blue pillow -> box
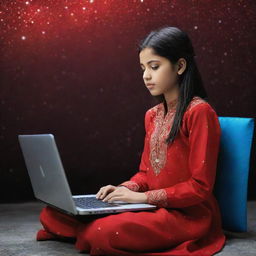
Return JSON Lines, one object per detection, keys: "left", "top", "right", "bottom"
{"left": 214, "top": 117, "right": 254, "bottom": 232}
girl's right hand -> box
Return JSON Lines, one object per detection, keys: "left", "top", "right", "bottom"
{"left": 95, "top": 185, "right": 117, "bottom": 200}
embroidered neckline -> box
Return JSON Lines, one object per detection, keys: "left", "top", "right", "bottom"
{"left": 149, "top": 96, "right": 205, "bottom": 176}
{"left": 150, "top": 103, "right": 176, "bottom": 176}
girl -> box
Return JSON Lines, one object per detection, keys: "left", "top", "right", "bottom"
{"left": 37, "top": 26, "right": 226, "bottom": 255}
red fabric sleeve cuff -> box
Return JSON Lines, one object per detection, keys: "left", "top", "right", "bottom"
{"left": 144, "top": 189, "right": 168, "bottom": 207}
{"left": 118, "top": 181, "right": 140, "bottom": 192}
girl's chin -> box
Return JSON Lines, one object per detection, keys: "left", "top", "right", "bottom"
{"left": 149, "top": 91, "right": 161, "bottom": 96}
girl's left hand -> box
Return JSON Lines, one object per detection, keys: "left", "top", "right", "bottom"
{"left": 102, "top": 186, "right": 147, "bottom": 204}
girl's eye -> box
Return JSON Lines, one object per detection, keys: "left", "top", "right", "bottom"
{"left": 140, "top": 65, "right": 159, "bottom": 73}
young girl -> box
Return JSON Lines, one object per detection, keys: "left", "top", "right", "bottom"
{"left": 37, "top": 26, "right": 226, "bottom": 255}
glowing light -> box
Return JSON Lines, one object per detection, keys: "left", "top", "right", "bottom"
{"left": 21, "top": 36, "right": 26, "bottom": 40}
{"left": 82, "top": 7, "right": 86, "bottom": 10}
{"left": 42, "top": 31, "right": 46, "bottom": 34}
{"left": 64, "top": 6, "right": 68, "bottom": 9}
{"left": 37, "top": 9, "right": 41, "bottom": 12}
{"left": 89, "top": 0, "right": 94, "bottom": 3}
{"left": 25, "top": 1, "right": 29, "bottom": 5}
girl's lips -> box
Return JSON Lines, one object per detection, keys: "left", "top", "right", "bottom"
{"left": 146, "top": 84, "right": 155, "bottom": 89}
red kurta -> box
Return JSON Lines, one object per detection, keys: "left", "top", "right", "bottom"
{"left": 37, "top": 96, "right": 226, "bottom": 256}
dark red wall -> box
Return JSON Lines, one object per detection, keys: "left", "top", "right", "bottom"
{"left": 0, "top": 0, "right": 255, "bottom": 202}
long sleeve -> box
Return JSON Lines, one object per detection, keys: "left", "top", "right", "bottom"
{"left": 145, "top": 104, "right": 221, "bottom": 208}
{"left": 118, "top": 110, "right": 151, "bottom": 192}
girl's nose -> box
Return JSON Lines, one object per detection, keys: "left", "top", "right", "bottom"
{"left": 143, "top": 69, "right": 151, "bottom": 80}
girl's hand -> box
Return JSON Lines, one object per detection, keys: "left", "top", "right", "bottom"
{"left": 101, "top": 186, "right": 147, "bottom": 204}
{"left": 95, "top": 185, "right": 117, "bottom": 200}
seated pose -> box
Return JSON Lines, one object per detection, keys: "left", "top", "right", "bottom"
{"left": 37, "top": 26, "right": 226, "bottom": 256}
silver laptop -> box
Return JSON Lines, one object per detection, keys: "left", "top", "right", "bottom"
{"left": 18, "top": 134, "right": 156, "bottom": 215}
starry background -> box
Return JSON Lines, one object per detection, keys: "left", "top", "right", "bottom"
{"left": 0, "top": 0, "right": 255, "bottom": 202}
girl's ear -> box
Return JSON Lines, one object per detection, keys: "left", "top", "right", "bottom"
{"left": 177, "top": 58, "right": 186, "bottom": 75}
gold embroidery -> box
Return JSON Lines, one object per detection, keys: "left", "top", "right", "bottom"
{"left": 149, "top": 96, "right": 206, "bottom": 176}
{"left": 149, "top": 100, "right": 177, "bottom": 176}
{"left": 145, "top": 189, "right": 168, "bottom": 207}
{"left": 187, "top": 96, "right": 206, "bottom": 111}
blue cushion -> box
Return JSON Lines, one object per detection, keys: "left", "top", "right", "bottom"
{"left": 214, "top": 117, "right": 254, "bottom": 232}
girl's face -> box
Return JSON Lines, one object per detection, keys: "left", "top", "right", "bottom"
{"left": 139, "top": 47, "right": 185, "bottom": 102}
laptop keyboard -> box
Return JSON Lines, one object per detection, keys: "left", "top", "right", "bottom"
{"left": 73, "top": 197, "right": 120, "bottom": 209}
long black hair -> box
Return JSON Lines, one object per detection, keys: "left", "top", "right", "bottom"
{"left": 138, "top": 26, "right": 208, "bottom": 145}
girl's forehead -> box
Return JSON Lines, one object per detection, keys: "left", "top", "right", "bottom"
{"left": 140, "top": 47, "right": 156, "bottom": 57}
{"left": 139, "top": 48, "right": 163, "bottom": 62}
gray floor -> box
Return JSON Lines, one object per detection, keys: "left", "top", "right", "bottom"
{"left": 0, "top": 201, "right": 255, "bottom": 256}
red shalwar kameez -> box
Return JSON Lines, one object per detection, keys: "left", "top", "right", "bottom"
{"left": 37, "top": 96, "right": 226, "bottom": 256}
